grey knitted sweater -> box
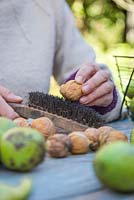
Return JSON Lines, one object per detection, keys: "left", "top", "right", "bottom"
{"left": 0, "top": 0, "right": 121, "bottom": 121}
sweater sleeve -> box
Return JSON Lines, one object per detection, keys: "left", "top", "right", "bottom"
{"left": 52, "top": 0, "right": 96, "bottom": 84}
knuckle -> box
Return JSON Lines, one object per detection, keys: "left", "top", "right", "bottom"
{"left": 89, "top": 81, "right": 96, "bottom": 90}
{"left": 81, "top": 63, "right": 88, "bottom": 70}
{"left": 105, "top": 82, "right": 114, "bottom": 93}
{"left": 89, "top": 93, "right": 96, "bottom": 101}
{"left": 78, "top": 67, "right": 87, "bottom": 77}
{"left": 105, "top": 70, "right": 111, "bottom": 77}
{"left": 106, "top": 85, "right": 112, "bottom": 93}
{"left": 90, "top": 65, "right": 96, "bottom": 74}
{"left": 83, "top": 63, "right": 96, "bottom": 73}
{"left": 89, "top": 63, "right": 95, "bottom": 70}
{"left": 100, "top": 70, "right": 110, "bottom": 81}
{"left": 94, "top": 64, "right": 100, "bottom": 71}
{"left": 109, "top": 81, "right": 114, "bottom": 88}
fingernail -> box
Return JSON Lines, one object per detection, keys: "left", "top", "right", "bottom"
{"left": 82, "top": 85, "right": 89, "bottom": 93}
{"left": 15, "top": 96, "right": 23, "bottom": 101}
{"left": 80, "top": 97, "right": 87, "bottom": 103}
{"left": 9, "top": 94, "right": 23, "bottom": 101}
{"left": 75, "top": 75, "right": 83, "bottom": 84}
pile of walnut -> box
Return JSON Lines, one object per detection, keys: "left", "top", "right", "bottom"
{"left": 14, "top": 117, "right": 128, "bottom": 158}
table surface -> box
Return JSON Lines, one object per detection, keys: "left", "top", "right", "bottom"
{"left": 0, "top": 118, "right": 134, "bottom": 200}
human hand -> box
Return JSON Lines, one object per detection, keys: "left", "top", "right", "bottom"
{"left": 0, "top": 85, "right": 23, "bottom": 119}
{"left": 75, "top": 63, "right": 114, "bottom": 107}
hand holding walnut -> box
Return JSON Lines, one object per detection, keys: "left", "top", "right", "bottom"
{"left": 75, "top": 62, "right": 114, "bottom": 107}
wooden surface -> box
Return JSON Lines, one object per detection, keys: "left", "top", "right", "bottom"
{"left": 10, "top": 103, "right": 96, "bottom": 133}
{"left": 0, "top": 118, "right": 134, "bottom": 200}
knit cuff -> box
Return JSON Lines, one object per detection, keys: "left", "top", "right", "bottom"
{"left": 64, "top": 71, "right": 118, "bottom": 115}
{"left": 90, "top": 87, "right": 118, "bottom": 115}
{"left": 64, "top": 70, "right": 78, "bottom": 83}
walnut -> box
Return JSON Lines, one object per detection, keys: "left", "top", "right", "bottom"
{"left": 46, "top": 134, "right": 71, "bottom": 158}
{"left": 60, "top": 80, "right": 82, "bottom": 101}
{"left": 105, "top": 130, "right": 128, "bottom": 144}
{"left": 31, "top": 117, "right": 56, "bottom": 139}
{"left": 98, "top": 126, "right": 115, "bottom": 146}
{"left": 98, "top": 126, "right": 128, "bottom": 146}
{"left": 83, "top": 128, "right": 100, "bottom": 151}
{"left": 48, "top": 134, "right": 72, "bottom": 150}
{"left": 13, "top": 117, "right": 29, "bottom": 127}
{"left": 68, "top": 132, "right": 89, "bottom": 154}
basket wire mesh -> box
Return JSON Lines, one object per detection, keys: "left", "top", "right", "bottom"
{"left": 114, "top": 55, "right": 134, "bottom": 119}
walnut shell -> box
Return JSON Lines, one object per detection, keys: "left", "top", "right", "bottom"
{"left": 106, "top": 130, "right": 128, "bottom": 144}
{"left": 68, "top": 132, "right": 89, "bottom": 154}
{"left": 98, "top": 126, "right": 115, "bottom": 146}
{"left": 83, "top": 128, "right": 100, "bottom": 151}
{"left": 46, "top": 134, "right": 71, "bottom": 158}
{"left": 31, "top": 117, "right": 56, "bottom": 139}
{"left": 13, "top": 117, "right": 29, "bottom": 127}
{"left": 60, "top": 80, "right": 82, "bottom": 101}
{"left": 48, "top": 134, "right": 72, "bottom": 150}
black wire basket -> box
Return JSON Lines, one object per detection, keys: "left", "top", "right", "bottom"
{"left": 114, "top": 55, "right": 134, "bottom": 120}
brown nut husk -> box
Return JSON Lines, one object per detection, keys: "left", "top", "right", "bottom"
{"left": 98, "top": 126, "right": 115, "bottom": 146}
{"left": 46, "top": 134, "right": 71, "bottom": 158}
{"left": 13, "top": 117, "right": 29, "bottom": 127}
{"left": 84, "top": 128, "right": 100, "bottom": 151}
{"left": 105, "top": 130, "right": 128, "bottom": 144}
{"left": 68, "top": 132, "right": 89, "bottom": 154}
{"left": 60, "top": 80, "right": 82, "bottom": 101}
{"left": 31, "top": 117, "right": 56, "bottom": 139}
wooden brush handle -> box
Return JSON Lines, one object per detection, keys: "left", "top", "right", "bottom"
{"left": 10, "top": 103, "right": 88, "bottom": 133}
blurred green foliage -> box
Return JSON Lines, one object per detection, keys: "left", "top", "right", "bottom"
{"left": 67, "top": 0, "right": 126, "bottom": 51}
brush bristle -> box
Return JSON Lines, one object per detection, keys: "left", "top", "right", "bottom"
{"left": 28, "top": 92, "right": 104, "bottom": 127}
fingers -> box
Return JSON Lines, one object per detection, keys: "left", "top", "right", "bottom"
{"left": 86, "top": 92, "right": 113, "bottom": 107}
{"left": 0, "top": 85, "right": 22, "bottom": 119}
{"left": 75, "top": 63, "right": 98, "bottom": 84}
{"left": 0, "top": 85, "right": 23, "bottom": 103}
{"left": 82, "top": 69, "right": 111, "bottom": 94}
{"left": 0, "top": 96, "right": 19, "bottom": 119}
{"left": 80, "top": 80, "right": 114, "bottom": 106}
